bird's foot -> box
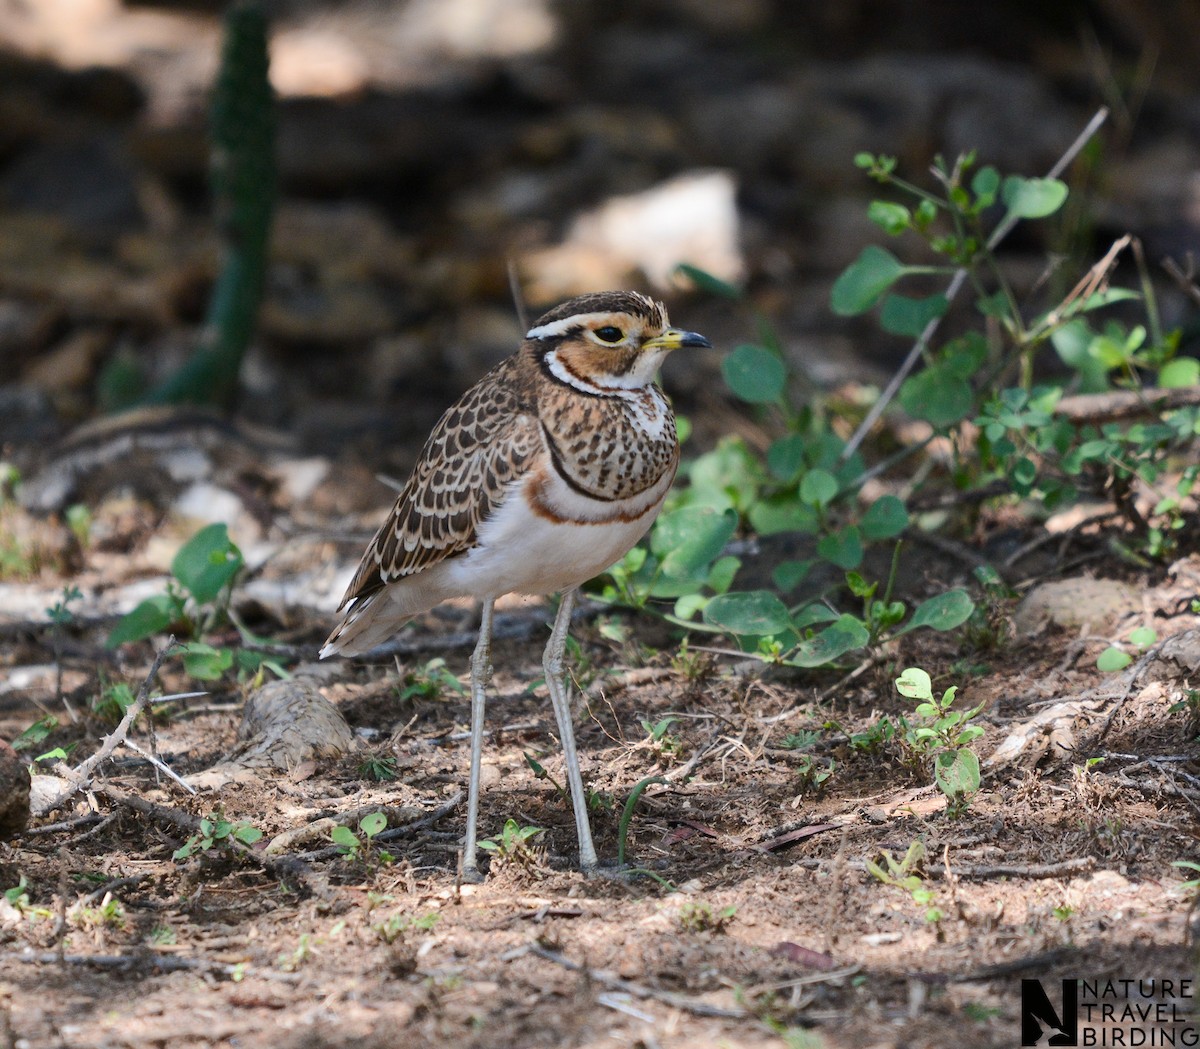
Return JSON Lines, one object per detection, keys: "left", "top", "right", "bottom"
{"left": 460, "top": 864, "right": 486, "bottom": 885}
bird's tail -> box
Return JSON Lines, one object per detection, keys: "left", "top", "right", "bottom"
{"left": 320, "top": 592, "right": 410, "bottom": 658}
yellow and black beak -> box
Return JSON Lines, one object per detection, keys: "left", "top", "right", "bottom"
{"left": 642, "top": 327, "right": 712, "bottom": 352}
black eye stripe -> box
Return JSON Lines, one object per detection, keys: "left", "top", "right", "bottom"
{"left": 593, "top": 325, "right": 624, "bottom": 343}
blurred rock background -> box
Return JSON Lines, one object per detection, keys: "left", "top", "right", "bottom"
{"left": 0, "top": 0, "right": 1197, "bottom": 471}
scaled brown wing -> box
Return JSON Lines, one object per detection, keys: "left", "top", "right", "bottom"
{"left": 335, "top": 369, "right": 541, "bottom": 611}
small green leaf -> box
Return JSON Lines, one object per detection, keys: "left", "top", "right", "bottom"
{"left": 895, "top": 667, "right": 933, "bottom": 701}
{"left": 1097, "top": 647, "right": 1132, "bottom": 672}
{"left": 12, "top": 715, "right": 58, "bottom": 752}
{"left": 817, "top": 525, "right": 863, "bottom": 570}
{"left": 831, "top": 245, "right": 908, "bottom": 315}
{"left": 706, "top": 555, "right": 740, "bottom": 594}
{"left": 722, "top": 344, "right": 787, "bottom": 404}
{"left": 703, "top": 590, "right": 792, "bottom": 637}
{"left": 934, "top": 749, "right": 980, "bottom": 798}
{"left": 766, "top": 434, "right": 807, "bottom": 482}
{"left": 676, "top": 264, "right": 741, "bottom": 299}
{"left": 172, "top": 523, "right": 243, "bottom": 604}
{"left": 787, "top": 615, "right": 870, "bottom": 667}
{"left": 860, "top": 496, "right": 908, "bottom": 540}
{"left": 971, "top": 166, "right": 1000, "bottom": 207}
{"left": 360, "top": 811, "right": 387, "bottom": 838}
{"left": 106, "top": 595, "right": 177, "bottom": 648}
{"left": 746, "top": 492, "right": 819, "bottom": 536}
{"left": 899, "top": 366, "right": 974, "bottom": 427}
{"left": 651, "top": 507, "right": 737, "bottom": 581}
{"left": 1012, "top": 457, "right": 1037, "bottom": 495}
{"left": 1127, "top": 627, "right": 1157, "bottom": 649}
{"left": 234, "top": 826, "right": 263, "bottom": 845}
{"left": 880, "top": 293, "right": 948, "bottom": 337}
{"left": 791, "top": 604, "right": 840, "bottom": 630}
{"left": 845, "top": 571, "right": 875, "bottom": 599}
{"left": 179, "top": 642, "right": 234, "bottom": 681}
{"left": 1001, "top": 175, "right": 1068, "bottom": 219}
{"left": 1159, "top": 358, "right": 1200, "bottom": 389}
{"left": 901, "top": 589, "right": 975, "bottom": 633}
{"left": 673, "top": 592, "right": 708, "bottom": 621}
{"left": 331, "top": 826, "right": 359, "bottom": 850}
{"left": 867, "top": 200, "right": 910, "bottom": 235}
{"left": 772, "top": 559, "right": 814, "bottom": 592}
{"left": 975, "top": 290, "right": 1009, "bottom": 318}
{"left": 799, "top": 468, "right": 838, "bottom": 508}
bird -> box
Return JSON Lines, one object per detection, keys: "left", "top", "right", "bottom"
{"left": 320, "top": 290, "right": 710, "bottom": 877}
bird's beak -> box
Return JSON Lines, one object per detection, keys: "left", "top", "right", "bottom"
{"left": 642, "top": 327, "right": 712, "bottom": 352}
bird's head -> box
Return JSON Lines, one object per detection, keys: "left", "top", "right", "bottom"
{"left": 526, "top": 290, "right": 711, "bottom": 392}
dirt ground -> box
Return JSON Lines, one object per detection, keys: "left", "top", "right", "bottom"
{"left": 0, "top": 3, "right": 1198, "bottom": 1046}
{"left": 2, "top": 500, "right": 1199, "bottom": 1048}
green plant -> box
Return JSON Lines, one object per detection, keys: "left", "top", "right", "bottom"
{"left": 866, "top": 840, "right": 942, "bottom": 923}
{"left": 277, "top": 933, "right": 313, "bottom": 973}
{"left": 173, "top": 812, "right": 264, "bottom": 860}
{"left": 150, "top": 924, "right": 177, "bottom": 945}
{"left": 794, "top": 755, "right": 835, "bottom": 794}
{"left": 65, "top": 503, "right": 92, "bottom": 550}
{"left": 1097, "top": 626, "right": 1156, "bottom": 672}
{"left": 779, "top": 729, "right": 822, "bottom": 751}
{"left": 1168, "top": 689, "right": 1200, "bottom": 738}
{"left": 11, "top": 715, "right": 57, "bottom": 753}
{"left": 677, "top": 900, "right": 737, "bottom": 933}
{"left": 595, "top": 129, "right": 1196, "bottom": 672}
{"left": 593, "top": 266, "right": 975, "bottom": 668}
{"left": 72, "top": 894, "right": 126, "bottom": 931}
{"left": 842, "top": 150, "right": 1197, "bottom": 552}
{"left": 331, "top": 811, "right": 389, "bottom": 860}
{"left": 107, "top": 523, "right": 285, "bottom": 682}
{"left": 373, "top": 910, "right": 440, "bottom": 944}
{"left": 3, "top": 876, "right": 53, "bottom": 920}
{"left": 358, "top": 755, "right": 399, "bottom": 782}
{"left": 894, "top": 667, "right": 984, "bottom": 815}
{"left": 92, "top": 679, "right": 137, "bottom": 723}
{"left": 0, "top": 469, "right": 46, "bottom": 580}
{"left": 1172, "top": 860, "right": 1200, "bottom": 899}
{"left": 825, "top": 716, "right": 896, "bottom": 756}
{"left": 395, "top": 657, "right": 466, "bottom": 702}
{"left": 139, "top": 0, "right": 275, "bottom": 410}
{"left": 641, "top": 716, "right": 681, "bottom": 761}
{"left": 477, "top": 819, "right": 543, "bottom": 866}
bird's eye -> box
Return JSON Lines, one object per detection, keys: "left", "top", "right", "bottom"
{"left": 593, "top": 325, "right": 624, "bottom": 344}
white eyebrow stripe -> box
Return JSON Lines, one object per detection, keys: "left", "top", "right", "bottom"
{"left": 526, "top": 312, "right": 631, "bottom": 339}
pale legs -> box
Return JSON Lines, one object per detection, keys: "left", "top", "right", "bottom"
{"left": 542, "top": 588, "right": 599, "bottom": 872}
{"left": 460, "top": 589, "right": 598, "bottom": 878}
{"left": 461, "top": 597, "right": 494, "bottom": 882}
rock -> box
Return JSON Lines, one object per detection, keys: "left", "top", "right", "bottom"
{"left": 1013, "top": 577, "right": 1141, "bottom": 635}
{"left": 190, "top": 679, "right": 353, "bottom": 791}
{"left": 523, "top": 171, "right": 743, "bottom": 300}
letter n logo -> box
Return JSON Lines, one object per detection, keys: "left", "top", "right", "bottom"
{"left": 1021, "top": 979, "right": 1078, "bottom": 1045}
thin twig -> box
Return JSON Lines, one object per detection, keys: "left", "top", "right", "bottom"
{"left": 119, "top": 738, "right": 197, "bottom": 795}
{"left": 841, "top": 106, "right": 1110, "bottom": 459}
{"left": 31, "top": 639, "right": 181, "bottom": 818}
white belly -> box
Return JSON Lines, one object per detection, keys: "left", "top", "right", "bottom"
{"left": 383, "top": 466, "right": 671, "bottom": 617}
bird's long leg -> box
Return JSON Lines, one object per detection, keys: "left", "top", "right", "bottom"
{"left": 462, "top": 596, "right": 495, "bottom": 882}
{"left": 543, "top": 587, "right": 599, "bottom": 872}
